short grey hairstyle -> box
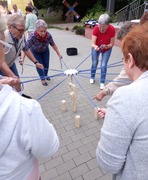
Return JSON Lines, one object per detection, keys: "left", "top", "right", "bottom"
{"left": 0, "top": 11, "right": 7, "bottom": 32}
{"left": 7, "top": 14, "right": 25, "bottom": 26}
{"left": 117, "top": 21, "right": 135, "bottom": 40}
{"left": 35, "top": 19, "right": 48, "bottom": 29}
{"left": 98, "top": 13, "right": 111, "bottom": 25}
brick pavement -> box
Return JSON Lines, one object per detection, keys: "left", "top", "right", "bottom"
{"left": 16, "top": 28, "right": 123, "bottom": 180}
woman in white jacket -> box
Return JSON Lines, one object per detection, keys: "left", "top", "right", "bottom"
{"left": 0, "top": 85, "right": 59, "bottom": 180}
{"left": 0, "top": 10, "right": 59, "bottom": 179}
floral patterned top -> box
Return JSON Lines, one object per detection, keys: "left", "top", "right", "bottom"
{"left": 27, "top": 31, "right": 55, "bottom": 53}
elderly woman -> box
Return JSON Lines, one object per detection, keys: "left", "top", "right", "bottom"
{"left": 27, "top": 19, "right": 62, "bottom": 86}
{"left": 0, "top": 10, "right": 19, "bottom": 86}
{"left": 1, "top": 14, "right": 43, "bottom": 98}
{"left": 90, "top": 13, "right": 115, "bottom": 90}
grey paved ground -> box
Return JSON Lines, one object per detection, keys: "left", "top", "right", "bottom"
{"left": 16, "top": 27, "right": 122, "bottom": 180}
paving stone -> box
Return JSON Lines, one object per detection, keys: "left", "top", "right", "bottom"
{"left": 78, "top": 143, "right": 95, "bottom": 154}
{"left": 62, "top": 149, "right": 80, "bottom": 162}
{"left": 67, "top": 140, "right": 83, "bottom": 151}
{"left": 52, "top": 146, "right": 68, "bottom": 158}
{"left": 71, "top": 132, "right": 86, "bottom": 142}
{"left": 60, "top": 129, "right": 76, "bottom": 139}
{"left": 69, "top": 164, "right": 89, "bottom": 179}
{"left": 86, "top": 158, "right": 99, "bottom": 170}
{"left": 82, "top": 167, "right": 103, "bottom": 180}
{"left": 56, "top": 160, "right": 76, "bottom": 175}
{"left": 45, "top": 156, "right": 64, "bottom": 170}
{"left": 97, "top": 173, "right": 112, "bottom": 180}
{"left": 41, "top": 168, "right": 58, "bottom": 180}
{"left": 73, "top": 152, "right": 92, "bottom": 166}
{"left": 81, "top": 135, "right": 97, "bottom": 145}
{"left": 39, "top": 164, "right": 46, "bottom": 174}
{"left": 51, "top": 172, "right": 72, "bottom": 180}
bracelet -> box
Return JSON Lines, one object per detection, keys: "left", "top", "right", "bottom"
{"left": 34, "top": 61, "right": 38, "bottom": 64}
{"left": 0, "top": 75, "right": 2, "bottom": 79}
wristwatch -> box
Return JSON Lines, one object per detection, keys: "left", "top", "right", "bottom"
{"left": 34, "top": 61, "right": 38, "bottom": 64}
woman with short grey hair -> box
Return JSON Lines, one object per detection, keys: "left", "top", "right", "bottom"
{"left": 7, "top": 12, "right": 25, "bottom": 26}
{"left": 27, "top": 19, "right": 62, "bottom": 86}
{"left": 35, "top": 19, "right": 48, "bottom": 29}
{"left": 90, "top": 13, "right": 115, "bottom": 90}
{"left": 98, "top": 13, "right": 111, "bottom": 25}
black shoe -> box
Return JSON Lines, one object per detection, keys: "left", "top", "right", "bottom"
{"left": 42, "top": 82, "right": 48, "bottom": 86}
{"left": 46, "top": 77, "right": 50, "bottom": 81}
{"left": 22, "top": 94, "right": 32, "bottom": 99}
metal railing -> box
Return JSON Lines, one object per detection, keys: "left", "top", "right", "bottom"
{"left": 115, "top": 0, "right": 147, "bottom": 24}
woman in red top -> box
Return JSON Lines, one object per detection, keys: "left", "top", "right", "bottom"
{"left": 90, "top": 14, "right": 115, "bottom": 90}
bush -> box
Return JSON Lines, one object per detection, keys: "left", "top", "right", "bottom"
{"left": 72, "top": 25, "right": 79, "bottom": 31}
{"left": 65, "top": 27, "right": 69, "bottom": 31}
{"left": 75, "top": 26, "right": 85, "bottom": 36}
{"left": 81, "top": 1, "right": 117, "bottom": 24}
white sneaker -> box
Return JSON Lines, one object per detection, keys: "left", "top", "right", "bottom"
{"left": 100, "top": 83, "right": 104, "bottom": 90}
{"left": 90, "top": 79, "right": 95, "bottom": 84}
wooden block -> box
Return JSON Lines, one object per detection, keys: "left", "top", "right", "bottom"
{"left": 69, "top": 91, "right": 77, "bottom": 102}
{"left": 75, "top": 115, "right": 80, "bottom": 128}
{"left": 69, "top": 82, "right": 76, "bottom": 93}
{"left": 61, "top": 100, "right": 67, "bottom": 111}
{"left": 94, "top": 107, "right": 99, "bottom": 119}
{"left": 72, "top": 101, "right": 77, "bottom": 112}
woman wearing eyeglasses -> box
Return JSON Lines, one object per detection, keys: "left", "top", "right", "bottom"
{"left": 90, "top": 14, "right": 115, "bottom": 90}
{"left": 0, "top": 10, "right": 19, "bottom": 86}
{"left": 0, "top": 14, "right": 44, "bottom": 98}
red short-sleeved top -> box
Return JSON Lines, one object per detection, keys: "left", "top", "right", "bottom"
{"left": 92, "top": 24, "right": 115, "bottom": 47}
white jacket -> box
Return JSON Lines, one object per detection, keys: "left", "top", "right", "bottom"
{"left": 0, "top": 85, "right": 59, "bottom": 180}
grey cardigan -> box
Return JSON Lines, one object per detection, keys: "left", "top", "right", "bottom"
{"left": 96, "top": 71, "right": 148, "bottom": 180}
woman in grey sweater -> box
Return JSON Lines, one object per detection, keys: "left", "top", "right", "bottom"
{"left": 96, "top": 23, "right": 148, "bottom": 180}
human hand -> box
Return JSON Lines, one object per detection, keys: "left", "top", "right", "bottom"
{"left": 0, "top": 76, "right": 20, "bottom": 86}
{"left": 59, "top": 55, "right": 63, "bottom": 59}
{"left": 19, "top": 60, "right": 24, "bottom": 66}
{"left": 98, "top": 108, "right": 107, "bottom": 119}
{"left": 93, "top": 90, "right": 106, "bottom": 101}
{"left": 94, "top": 46, "right": 99, "bottom": 51}
{"left": 99, "top": 44, "right": 106, "bottom": 50}
{"left": 36, "top": 63, "right": 44, "bottom": 69}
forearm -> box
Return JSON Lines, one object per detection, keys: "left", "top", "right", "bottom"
{"left": 106, "top": 37, "right": 115, "bottom": 49}
{"left": 104, "top": 68, "right": 131, "bottom": 95}
{"left": 52, "top": 44, "right": 61, "bottom": 57}
{"left": 1, "top": 61, "right": 16, "bottom": 77}
{"left": 25, "top": 50, "right": 37, "bottom": 64}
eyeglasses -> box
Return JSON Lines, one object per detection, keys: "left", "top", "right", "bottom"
{"left": 99, "top": 24, "right": 108, "bottom": 30}
{"left": 12, "top": 26, "right": 25, "bottom": 33}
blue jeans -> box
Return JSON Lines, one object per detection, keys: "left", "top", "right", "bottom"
{"left": 30, "top": 48, "right": 50, "bottom": 80}
{"left": 90, "top": 48, "right": 112, "bottom": 83}
{"left": 0, "top": 63, "right": 19, "bottom": 77}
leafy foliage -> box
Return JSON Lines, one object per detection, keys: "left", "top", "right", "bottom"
{"left": 81, "top": 1, "right": 117, "bottom": 24}
{"left": 75, "top": 26, "right": 85, "bottom": 36}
